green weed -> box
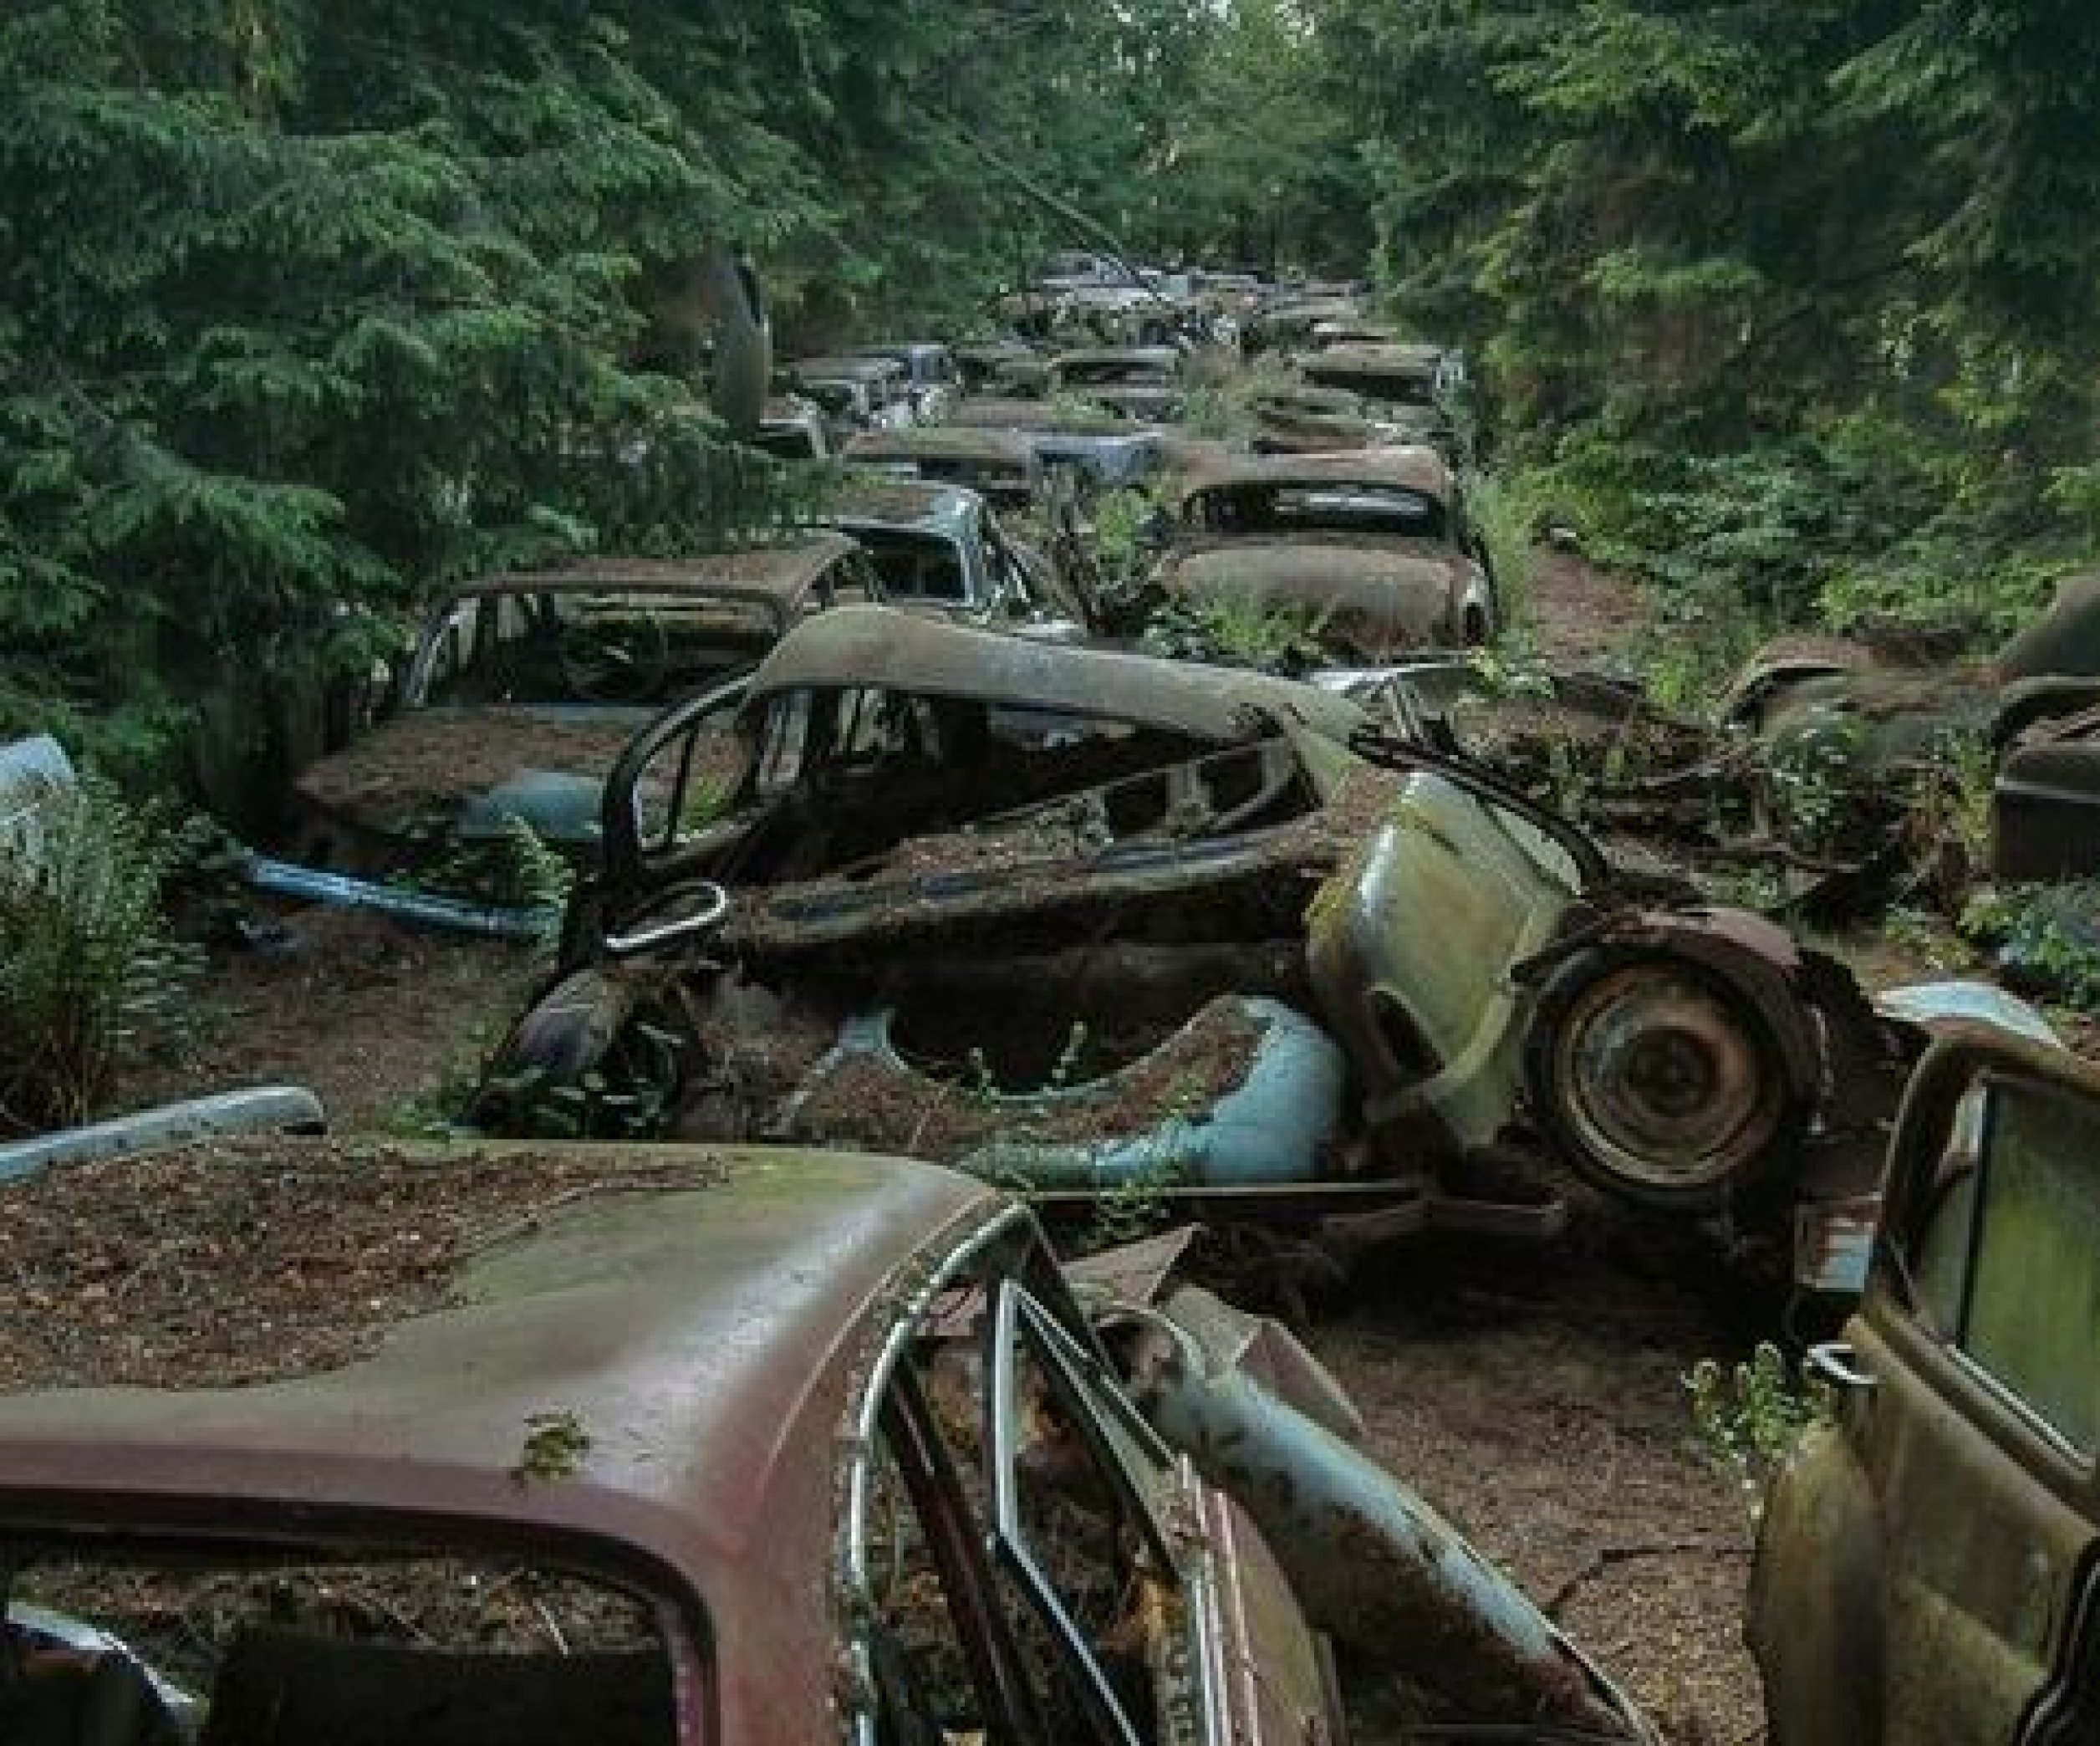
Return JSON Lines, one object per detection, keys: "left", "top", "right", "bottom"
{"left": 1963, "top": 882, "right": 2100, "bottom": 1013}
{"left": 1685, "top": 1343, "right": 1831, "bottom": 1524}
{"left": 0, "top": 773, "right": 201, "bottom": 1134}
{"left": 1460, "top": 467, "right": 1537, "bottom": 633}
{"left": 1140, "top": 593, "right": 1329, "bottom": 675}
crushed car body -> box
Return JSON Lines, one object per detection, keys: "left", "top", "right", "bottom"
{"left": 473, "top": 605, "right": 1939, "bottom": 1295}
{"left": 0, "top": 1108, "right": 1653, "bottom": 1744}
{"left": 1719, "top": 573, "right": 2100, "bottom": 875}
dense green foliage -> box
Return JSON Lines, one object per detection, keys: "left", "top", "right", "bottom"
{"left": 0, "top": 1, "right": 1189, "bottom": 779}
{"left": 1310, "top": 0, "right": 2100, "bottom": 656}
{"left": 5, "top": 0, "right": 2097, "bottom": 785}
{"left": 0, "top": 773, "right": 197, "bottom": 1133}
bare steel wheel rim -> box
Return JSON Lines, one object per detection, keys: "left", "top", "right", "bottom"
{"left": 1550, "top": 964, "right": 1784, "bottom": 1193}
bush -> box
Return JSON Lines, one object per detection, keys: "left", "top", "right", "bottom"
{"left": 1962, "top": 882, "right": 2100, "bottom": 1013}
{"left": 0, "top": 775, "right": 198, "bottom": 1134}
{"left": 1139, "top": 594, "right": 1330, "bottom": 675}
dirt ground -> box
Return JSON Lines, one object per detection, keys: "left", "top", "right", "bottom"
{"left": 1526, "top": 543, "right": 1656, "bottom": 667}
{"left": 125, "top": 904, "right": 544, "bottom": 1129}
{"left": 1318, "top": 1223, "right": 1766, "bottom": 1743}
{"left": 1311, "top": 550, "right": 1769, "bottom": 1743}
{"left": 106, "top": 549, "right": 1771, "bottom": 1740}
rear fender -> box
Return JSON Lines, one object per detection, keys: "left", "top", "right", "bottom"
{"left": 500, "top": 966, "right": 649, "bottom": 1083}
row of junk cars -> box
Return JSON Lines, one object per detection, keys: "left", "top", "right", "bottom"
{"left": 6, "top": 260, "right": 2100, "bottom": 1743}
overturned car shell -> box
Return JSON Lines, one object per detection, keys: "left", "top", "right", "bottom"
{"left": 477, "top": 610, "right": 1924, "bottom": 1301}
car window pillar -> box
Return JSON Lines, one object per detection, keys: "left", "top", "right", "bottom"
{"left": 874, "top": 1367, "right": 1053, "bottom": 1746}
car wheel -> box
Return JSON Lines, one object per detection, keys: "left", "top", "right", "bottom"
{"left": 1524, "top": 949, "right": 1800, "bottom": 1211}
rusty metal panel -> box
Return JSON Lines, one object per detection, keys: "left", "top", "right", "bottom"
{"left": 0, "top": 1142, "right": 1009, "bottom": 1746}
{"left": 1129, "top": 1310, "right": 1654, "bottom": 1740}
{"left": 741, "top": 604, "right": 1369, "bottom": 745}
{"left": 1154, "top": 542, "right": 1458, "bottom": 652}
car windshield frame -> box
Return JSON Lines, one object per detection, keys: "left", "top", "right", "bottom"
{"left": 404, "top": 585, "right": 797, "bottom": 713}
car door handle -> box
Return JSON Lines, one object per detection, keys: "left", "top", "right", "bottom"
{"left": 1807, "top": 1340, "right": 1877, "bottom": 1391}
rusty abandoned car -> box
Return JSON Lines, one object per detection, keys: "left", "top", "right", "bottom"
{"left": 472, "top": 605, "right": 1942, "bottom": 1295}
{"left": 842, "top": 425, "right": 1048, "bottom": 510}
{"left": 782, "top": 355, "right": 914, "bottom": 441}
{"left": 288, "top": 540, "right": 879, "bottom": 873}
{"left": 938, "top": 397, "right": 1167, "bottom": 491}
{"left": 0, "top": 1108, "right": 1652, "bottom": 1745}
{"left": 1295, "top": 344, "right": 1462, "bottom": 456}
{"left": 842, "top": 340, "right": 961, "bottom": 421}
{"left": 1246, "top": 383, "right": 1420, "bottom": 457}
{"left": 1147, "top": 449, "right": 1499, "bottom": 656}
{"left": 1045, "top": 347, "right": 1185, "bottom": 422}
{"left": 1749, "top": 1024, "right": 2100, "bottom": 1743}
{"left": 1721, "top": 572, "right": 2100, "bottom": 880}
{"left": 825, "top": 476, "right": 1092, "bottom": 641}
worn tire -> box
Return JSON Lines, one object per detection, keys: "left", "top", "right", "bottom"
{"left": 1523, "top": 948, "right": 1802, "bottom": 1212}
